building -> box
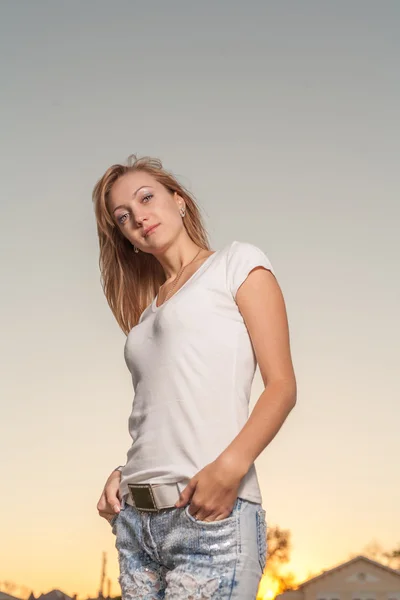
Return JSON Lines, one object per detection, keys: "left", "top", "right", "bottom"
{"left": 276, "top": 556, "right": 400, "bottom": 600}
{"left": 28, "top": 592, "right": 74, "bottom": 600}
{"left": 28, "top": 592, "right": 113, "bottom": 600}
{"left": 0, "top": 593, "right": 22, "bottom": 600}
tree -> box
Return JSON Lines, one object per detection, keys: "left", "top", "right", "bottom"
{"left": 0, "top": 580, "right": 31, "bottom": 599}
{"left": 350, "top": 540, "right": 400, "bottom": 569}
{"left": 349, "top": 540, "right": 400, "bottom": 569}
{"left": 264, "top": 525, "right": 298, "bottom": 595}
{"left": 0, "top": 581, "right": 18, "bottom": 595}
{"left": 382, "top": 544, "right": 400, "bottom": 569}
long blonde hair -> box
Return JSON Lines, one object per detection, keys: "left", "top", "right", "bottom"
{"left": 92, "top": 154, "right": 211, "bottom": 335}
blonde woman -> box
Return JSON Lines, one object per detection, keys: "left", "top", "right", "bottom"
{"left": 92, "top": 155, "right": 297, "bottom": 599}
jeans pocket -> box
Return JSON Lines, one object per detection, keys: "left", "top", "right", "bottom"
{"left": 110, "top": 506, "right": 126, "bottom": 533}
{"left": 256, "top": 506, "right": 267, "bottom": 572}
{"left": 110, "top": 513, "right": 119, "bottom": 527}
{"left": 184, "top": 498, "right": 241, "bottom": 526}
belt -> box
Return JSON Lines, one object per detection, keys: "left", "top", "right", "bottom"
{"left": 125, "top": 480, "right": 188, "bottom": 512}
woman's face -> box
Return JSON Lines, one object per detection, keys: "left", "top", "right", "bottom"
{"left": 108, "top": 171, "right": 184, "bottom": 253}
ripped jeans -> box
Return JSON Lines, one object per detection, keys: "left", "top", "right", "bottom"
{"left": 110, "top": 497, "right": 267, "bottom": 599}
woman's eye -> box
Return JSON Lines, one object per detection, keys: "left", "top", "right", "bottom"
{"left": 117, "top": 194, "right": 152, "bottom": 224}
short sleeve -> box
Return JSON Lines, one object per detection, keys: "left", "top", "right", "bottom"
{"left": 226, "top": 240, "right": 276, "bottom": 299}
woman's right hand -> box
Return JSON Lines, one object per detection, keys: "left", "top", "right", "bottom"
{"left": 97, "top": 469, "right": 122, "bottom": 523}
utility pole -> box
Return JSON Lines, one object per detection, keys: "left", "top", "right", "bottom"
{"left": 98, "top": 552, "right": 106, "bottom": 599}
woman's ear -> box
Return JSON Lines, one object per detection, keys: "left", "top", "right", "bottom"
{"left": 174, "top": 191, "right": 185, "bottom": 210}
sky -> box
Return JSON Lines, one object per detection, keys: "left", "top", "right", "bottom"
{"left": 0, "top": 0, "right": 399, "bottom": 598}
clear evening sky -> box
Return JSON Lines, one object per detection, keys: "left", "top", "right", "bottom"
{"left": 1, "top": 1, "right": 399, "bottom": 598}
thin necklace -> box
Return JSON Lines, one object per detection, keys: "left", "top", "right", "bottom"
{"left": 158, "top": 247, "right": 203, "bottom": 306}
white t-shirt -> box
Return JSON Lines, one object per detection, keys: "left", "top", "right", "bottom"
{"left": 119, "top": 240, "right": 276, "bottom": 504}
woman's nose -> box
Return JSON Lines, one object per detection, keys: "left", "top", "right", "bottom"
{"left": 135, "top": 214, "right": 148, "bottom": 227}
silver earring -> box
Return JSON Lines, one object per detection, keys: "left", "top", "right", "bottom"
{"left": 180, "top": 207, "right": 186, "bottom": 217}
{"left": 133, "top": 245, "right": 139, "bottom": 253}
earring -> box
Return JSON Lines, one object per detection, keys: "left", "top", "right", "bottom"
{"left": 180, "top": 206, "right": 186, "bottom": 217}
{"left": 133, "top": 245, "right": 139, "bottom": 253}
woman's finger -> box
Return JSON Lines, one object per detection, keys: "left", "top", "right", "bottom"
{"left": 98, "top": 508, "right": 115, "bottom": 521}
{"left": 97, "top": 490, "right": 107, "bottom": 512}
{"left": 105, "top": 488, "right": 121, "bottom": 511}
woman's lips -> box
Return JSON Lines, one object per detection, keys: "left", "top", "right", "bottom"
{"left": 144, "top": 224, "right": 160, "bottom": 237}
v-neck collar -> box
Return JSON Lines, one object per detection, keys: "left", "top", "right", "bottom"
{"left": 151, "top": 249, "right": 219, "bottom": 312}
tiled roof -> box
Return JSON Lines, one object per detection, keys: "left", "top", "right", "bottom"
{"left": 37, "top": 591, "right": 73, "bottom": 600}
{"left": 0, "top": 593, "right": 22, "bottom": 600}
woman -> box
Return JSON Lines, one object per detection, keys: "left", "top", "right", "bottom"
{"left": 92, "top": 154, "right": 297, "bottom": 599}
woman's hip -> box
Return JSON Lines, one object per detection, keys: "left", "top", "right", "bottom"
{"left": 111, "top": 497, "right": 267, "bottom": 598}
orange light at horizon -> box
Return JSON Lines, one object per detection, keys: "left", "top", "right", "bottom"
{"left": 257, "top": 573, "right": 279, "bottom": 600}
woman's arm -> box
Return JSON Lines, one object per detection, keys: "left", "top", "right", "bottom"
{"left": 175, "top": 266, "right": 296, "bottom": 520}
{"left": 219, "top": 266, "right": 297, "bottom": 474}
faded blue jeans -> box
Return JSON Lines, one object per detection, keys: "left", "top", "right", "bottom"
{"left": 110, "top": 497, "right": 267, "bottom": 599}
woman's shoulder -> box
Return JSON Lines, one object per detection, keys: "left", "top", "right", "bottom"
{"left": 224, "top": 240, "right": 276, "bottom": 298}
{"left": 219, "top": 239, "right": 262, "bottom": 255}
{"left": 225, "top": 239, "right": 272, "bottom": 262}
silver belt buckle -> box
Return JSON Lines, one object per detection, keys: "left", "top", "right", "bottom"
{"left": 128, "top": 483, "right": 159, "bottom": 512}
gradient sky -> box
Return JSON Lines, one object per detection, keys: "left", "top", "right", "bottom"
{"left": 1, "top": 1, "right": 399, "bottom": 598}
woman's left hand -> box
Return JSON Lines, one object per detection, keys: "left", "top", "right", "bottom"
{"left": 174, "top": 454, "right": 248, "bottom": 522}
